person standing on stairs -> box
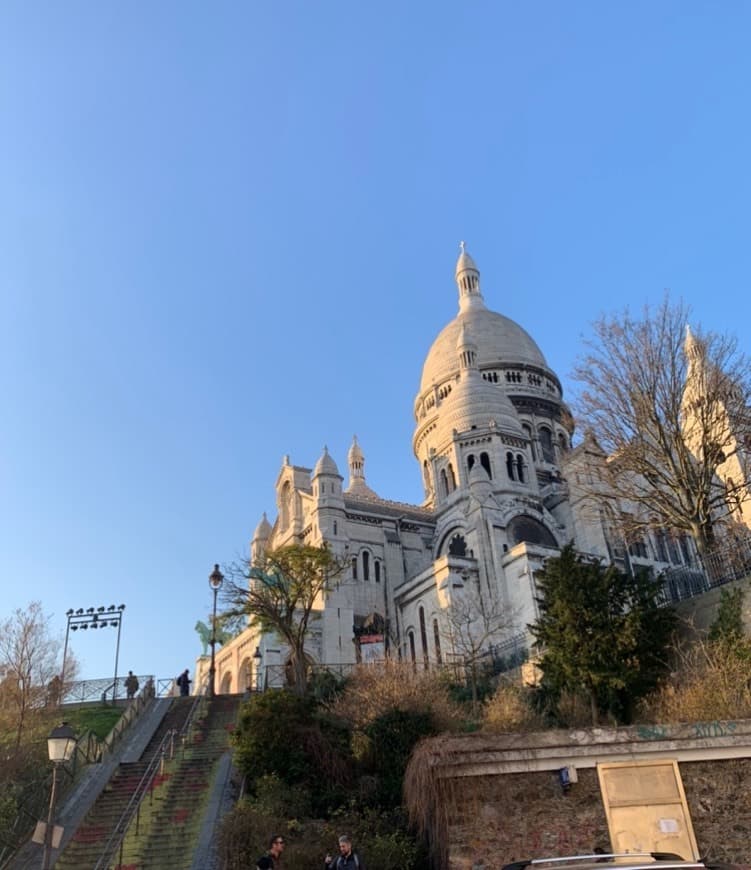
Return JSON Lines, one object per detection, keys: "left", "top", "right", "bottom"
{"left": 176, "top": 668, "right": 191, "bottom": 696}
{"left": 256, "top": 834, "right": 285, "bottom": 868}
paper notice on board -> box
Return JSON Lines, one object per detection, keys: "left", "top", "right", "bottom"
{"left": 659, "top": 818, "right": 680, "bottom": 834}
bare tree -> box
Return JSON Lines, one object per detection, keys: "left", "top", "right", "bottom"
{"left": 440, "top": 581, "right": 519, "bottom": 712}
{"left": 573, "top": 296, "right": 751, "bottom": 559}
{"left": 0, "top": 602, "right": 62, "bottom": 749}
{"left": 221, "top": 544, "right": 348, "bottom": 696}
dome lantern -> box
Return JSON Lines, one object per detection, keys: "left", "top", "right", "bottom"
{"left": 455, "top": 241, "right": 485, "bottom": 313}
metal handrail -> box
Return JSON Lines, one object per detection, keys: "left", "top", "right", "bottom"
{"left": 91, "top": 675, "right": 209, "bottom": 870}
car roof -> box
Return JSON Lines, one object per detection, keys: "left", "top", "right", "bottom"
{"left": 502, "top": 853, "right": 705, "bottom": 870}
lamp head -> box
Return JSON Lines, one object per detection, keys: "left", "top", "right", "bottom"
{"left": 209, "top": 564, "right": 224, "bottom": 591}
{"left": 48, "top": 722, "right": 77, "bottom": 763}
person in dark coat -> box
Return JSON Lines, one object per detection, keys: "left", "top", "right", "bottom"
{"left": 176, "top": 669, "right": 191, "bottom": 696}
{"left": 325, "top": 835, "right": 364, "bottom": 870}
{"left": 256, "top": 834, "right": 285, "bottom": 868}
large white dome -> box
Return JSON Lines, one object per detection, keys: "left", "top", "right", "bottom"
{"left": 419, "top": 307, "right": 549, "bottom": 394}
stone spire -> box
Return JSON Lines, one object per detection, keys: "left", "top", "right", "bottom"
{"left": 252, "top": 512, "right": 272, "bottom": 542}
{"left": 455, "top": 241, "right": 485, "bottom": 313}
{"left": 346, "top": 436, "right": 378, "bottom": 498}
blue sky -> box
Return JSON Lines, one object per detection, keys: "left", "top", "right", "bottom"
{"left": 1, "top": 2, "right": 750, "bottom": 683}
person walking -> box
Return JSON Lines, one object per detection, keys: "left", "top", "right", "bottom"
{"left": 256, "top": 834, "right": 285, "bottom": 868}
{"left": 176, "top": 669, "right": 191, "bottom": 697}
{"left": 324, "top": 834, "right": 364, "bottom": 869}
{"left": 124, "top": 671, "right": 139, "bottom": 700}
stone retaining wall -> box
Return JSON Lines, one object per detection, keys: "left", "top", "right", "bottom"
{"left": 407, "top": 719, "right": 751, "bottom": 870}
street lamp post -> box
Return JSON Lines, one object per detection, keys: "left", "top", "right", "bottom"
{"left": 41, "top": 722, "right": 77, "bottom": 870}
{"left": 252, "top": 646, "right": 262, "bottom": 692}
{"left": 208, "top": 564, "right": 224, "bottom": 698}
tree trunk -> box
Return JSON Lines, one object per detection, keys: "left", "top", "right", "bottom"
{"left": 589, "top": 688, "right": 599, "bottom": 726}
{"left": 290, "top": 649, "right": 308, "bottom": 696}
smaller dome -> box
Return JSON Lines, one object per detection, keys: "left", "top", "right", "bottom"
{"left": 348, "top": 435, "right": 364, "bottom": 464}
{"left": 313, "top": 446, "right": 340, "bottom": 478}
{"left": 438, "top": 369, "right": 524, "bottom": 440}
{"left": 252, "top": 512, "right": 272, "bottom": 542}
{"left": 346, "top": 435, "right": 378, "bottom": 499}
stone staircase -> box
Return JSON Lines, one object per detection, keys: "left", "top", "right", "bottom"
{"left": 55, "top": 695, "right": 240, "bottom": 870}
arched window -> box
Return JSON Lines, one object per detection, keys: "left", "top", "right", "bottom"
{"left": 522, "top": 423, "right": 536, "bottom": 460}
{"left": 539, "top": 427, "right": 555, "bottom": 463}
{"left": 433, "top": 619, "right": 442, "bottom": 664}
{"left": 447, "top": 533, "right": 467, "bottom": 556}
{"left": 558, "top": 432, "right": 569, "bottom": 453}
{"left": 516, "top": 454, "right": 525, "bottom": 483}
{"left": 448, "top": 462, "right": 457, "bottom": 491}
{"left": 655, "top": 529, "right": 669, "bottom": 562}
{"left": 419, "top": 607, "right": 429, "bottom": 669}
{"left": 440, "top": 468, "right": 448, "bottom": 497}
{"left": 280, "top": 481, "right": 292, "bottom": 529}
{"left": 333, "top": 521, "right": 338, "bottom": 535}
{"left": 480, "top": 452, "right": 492, "bottom": 479}
{"left": 506, "top": 451, "right": 515, "bottom": 480}
{"left": 362, "top": 550, "right": 370, "bottom": 581}
{"left": 351, "top": 557, "right": 358, "bottom": 580}
{"left": 374, "top": 560, "right": 381, "bottom": 583}
{"left": 467, "top": 454, "right": 475, "bottom": 473}
{"left": 408, "top": 631, "right": 417, "bottom": 670}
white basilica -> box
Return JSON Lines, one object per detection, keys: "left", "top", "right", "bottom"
{"left": 199, "top": 246, "right": 748, "bottom": 693}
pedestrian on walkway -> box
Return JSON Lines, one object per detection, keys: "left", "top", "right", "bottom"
{"left": 257, "top": 834, "right": 285, "bottom": 868}
{"left": 176, "top": 669, "right": 191, "bottom": 697}
{"left": 125, "top": 671, "right": 139, "bottom": 700}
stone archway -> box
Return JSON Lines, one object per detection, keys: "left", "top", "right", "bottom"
{"left": 219, "top": 671, "right": 233, "bottom": 694}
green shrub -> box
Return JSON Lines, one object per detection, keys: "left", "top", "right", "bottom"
{"left": 232, "top": 690, "right": 353, "bottom": 814}
{"left": 217, "top": 803, "right": 427, "bottom": 870}
{"left": 363, "top": 708, "right": 437, "bottom": 807}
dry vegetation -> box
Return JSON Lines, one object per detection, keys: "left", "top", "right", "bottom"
{"left": 327, "top": 660, "right": 464, "bottom": 732}
{"left": 639, "top": 638, "right": 751, "bottom": 723}
{"left": 481, "top": 682, "right": 546, "bottom": 733}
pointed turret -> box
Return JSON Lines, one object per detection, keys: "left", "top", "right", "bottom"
{"left": 251, "top": 512, "right": 273, "bottom": 562}
{"left": 346, "top": 436, "right": 378, "bottom": 498}
{"left": 313, "top": 445, "right": 340, "bottom": 478}
{"left": 455, "top": 241, "right": 485, "bottom": 313}
{"left": 684, "top": 324, "right": 705, "bottom": 365}
{"left": 253, "top": 511, "right": 272, "bottom": 542}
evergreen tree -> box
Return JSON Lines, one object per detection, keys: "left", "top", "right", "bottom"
{"left": 529, "top": 543, "right": 677, "bottom": 724}
{"left": 708, "top": 585, "right": 746, "bottom": 644}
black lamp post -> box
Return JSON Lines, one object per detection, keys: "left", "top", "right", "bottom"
{"left": 41, "top": 722, "right": 77, "bottom": 870}
{"left": 208, "top": 564, "right": 224, "bottom": 698}
{"left": 252, "top": 646, "right": 262, "bottom": 692}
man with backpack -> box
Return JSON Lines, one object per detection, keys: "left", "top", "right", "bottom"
{"left": 324, "top": 834, "right": 364, "bottom": 870}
